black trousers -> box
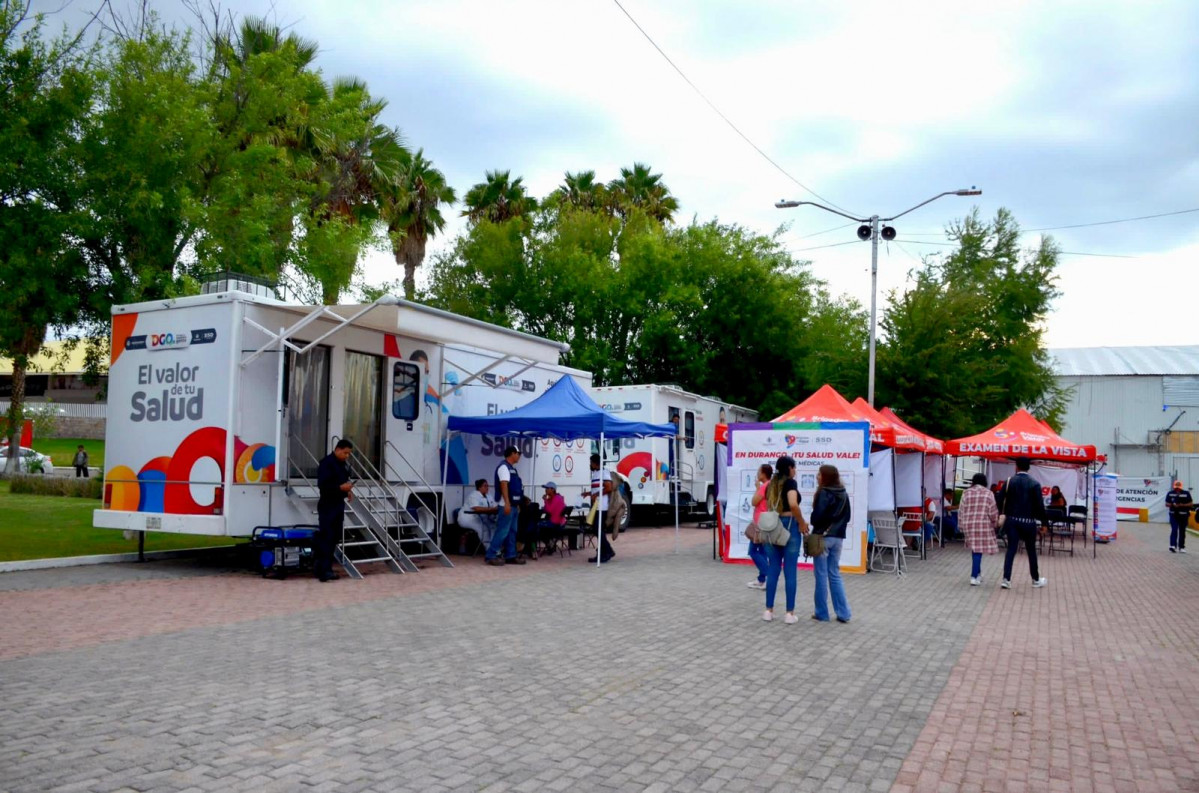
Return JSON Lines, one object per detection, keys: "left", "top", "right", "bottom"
{"left": 1002, "top": 521, "right": 1040, "bottom": 582}
{"left": 315, "top": 507, "right": 343, "bottom": 578}
{"left": 75, "top": 465, "right": 88, "bottom": 478}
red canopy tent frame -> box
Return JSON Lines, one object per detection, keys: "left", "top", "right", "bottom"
{"left": 874, "top": 405, "right": 956, "bottom": 555}
{"left": 946, "top": 408, "right": 1099, "bottom": 555}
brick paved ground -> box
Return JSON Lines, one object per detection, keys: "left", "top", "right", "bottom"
{"left": 1, "top": 523, "right": 1196, "bottom": 792}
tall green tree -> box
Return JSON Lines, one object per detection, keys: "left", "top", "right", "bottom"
{"left": 876, "top": 208, "right": 1064, "bottom": 438}
{"left": 546, "top": 170, "right": 609, "bottom": 215}
{"left": 461, "top": 170, "right": 538, "bottom": 225}
{"left": 607, "top": 162, "right": 679, "bottom": 224}
{"left": 382, "top": 149, "right": 456, "bottom": 300}
{"left": 0, "top": 1, "right": 95, "bottom": 468}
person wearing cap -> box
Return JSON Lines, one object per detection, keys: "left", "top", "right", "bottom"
{"left": 588, "top": 453, "right": 618, "bottom": 564}
{"left": 1166, "top": 480, "right": 1193, "bottom": 553}
{"left": 532, "top": 481, "right": 569, "bottom": 556}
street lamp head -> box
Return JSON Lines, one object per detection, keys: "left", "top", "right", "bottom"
{"left": 954, "top": 187, "right": 982, "bottom": 196}
{"left": 775, "top": 199, "right": 803, "bottom": 208}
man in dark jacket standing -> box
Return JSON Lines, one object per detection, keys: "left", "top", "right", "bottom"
{"left": 1001, "top": 457, "right": 1048, "bottom": 590}
{"left": 315, "top": 439, "right": 354, "bottom": 582}
{"left": 1166, "top": 480, "right": 1193, "bottom": 553}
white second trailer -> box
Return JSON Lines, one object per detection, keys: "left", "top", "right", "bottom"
{"left": 591, "top": 384, "right": 756, "bottom": 517}
{"left": 93, "top": 289, "right": 592, "bottom": 576}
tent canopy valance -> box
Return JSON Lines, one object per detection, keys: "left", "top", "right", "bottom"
{"left": 850, "top": 398, "right": 925, "bottom": 451}
{"left": 446, "top": 376, "right": 677, "bottom": 440}
{"left": 880, "top": 407, "right": 945, "bottom": 455}
{"left": 945, "top": 408, "right": 1096, "bottom": 463}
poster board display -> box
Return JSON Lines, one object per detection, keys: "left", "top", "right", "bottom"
{"left": 1094, "top": 473, "right": 1118, "bottom": 541}
{"left": 1115, "top": 476, "right": 1169, "bottom": 522}
{"left": 723, "top": 421, "right": 870, "bottom": 574}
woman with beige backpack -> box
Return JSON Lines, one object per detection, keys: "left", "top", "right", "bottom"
{"left": 760, "top": 455, "right": 808, "bottom": 624}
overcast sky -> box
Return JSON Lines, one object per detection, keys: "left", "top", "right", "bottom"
{"left": 42, "top": 0, "right": 1199, "bottom": 349}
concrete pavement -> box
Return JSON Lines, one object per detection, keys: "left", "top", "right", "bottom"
{"left": 2, "top": 523, "right": 1196, "bottom": 792}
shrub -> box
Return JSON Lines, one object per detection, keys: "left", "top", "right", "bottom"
{"left": 8, "top": 474, "right": 103, "bottom": 499}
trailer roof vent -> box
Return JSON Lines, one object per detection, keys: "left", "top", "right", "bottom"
{"left": 199, "top": 270, "right": 278, "bottom": 300}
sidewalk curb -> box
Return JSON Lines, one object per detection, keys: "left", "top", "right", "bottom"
{"left": 0, "top": 545, "right": 237, "bottom": 574}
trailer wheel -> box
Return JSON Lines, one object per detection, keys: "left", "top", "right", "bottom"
{"left": 706, "top": 489, "right": 716, "bottom": 517}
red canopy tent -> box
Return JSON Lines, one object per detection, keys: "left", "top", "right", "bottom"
{"left": 879, "top": 407, "right": 944, "bottom": 454}
{"left": 850, "top": 399, "right": 925, "bottom": 451}
{"left": 945, "top": 408, "right": 1096, "bottom": 463}
{"left": 772, "top": 384, "right": 869, "bottom": 423}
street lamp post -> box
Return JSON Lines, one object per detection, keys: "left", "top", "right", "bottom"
{"left": 776, "top": 188, "right": 981, "bottom": 406}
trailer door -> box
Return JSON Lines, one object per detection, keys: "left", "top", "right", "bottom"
{"left": 286, "top": 346, "right": 331, "bottom": 478}
{"left": 344, "top": 350, "right": 385, "bottom": 471}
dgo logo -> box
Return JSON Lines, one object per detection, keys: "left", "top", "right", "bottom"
{"left": 993, "top": 428, "right": 1014, "bottom": 440}
{"left": 149, "top": 331, "right": 190, "bottom": 351}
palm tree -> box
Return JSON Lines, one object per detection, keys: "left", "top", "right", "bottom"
{"left": 607, "top": 162, "right": 679, "bottom": 224}
{"left": 381, "top": 149, "right": 456, "bottom": 299}
{"left": 549, "top": 170, "right": 609, "bottom": 213}
{"left": 461, "top": 170, "right": 538, "bottom": 225}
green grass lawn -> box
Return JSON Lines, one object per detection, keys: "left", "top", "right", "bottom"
{"left": 33, "top": 437, "right": 105, "bottom": 470}
{"left": 0, "top": 481, "right": 243, "bottom": 562}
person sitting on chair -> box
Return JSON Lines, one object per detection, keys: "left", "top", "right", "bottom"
{"left": 941, "top": 488, "right": 961, "bottom": 540}
{"left": 459, "top": 479, "right": 498, "bottom": 552}
{"left": 1048, "top": 486, "right": 1067, "bottom": 510}
{"left": 536, "top": 482, "right": 568, "bottom": 553}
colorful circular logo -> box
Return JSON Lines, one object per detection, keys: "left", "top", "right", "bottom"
{"left": 564, "top": 456, "right": 574, "bottom": 475}
{"left": 553, "top": 454, "right": 562, "bottom": 473}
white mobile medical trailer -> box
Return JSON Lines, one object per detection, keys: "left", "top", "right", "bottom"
{"left": 590, "top": 384, "right": 756, "bottom": 517}
{"left": 94, "top": 288, "right": 591, "bottom": 576}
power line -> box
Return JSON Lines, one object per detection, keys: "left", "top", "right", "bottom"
{"left": 610, "top": 0, "right": 856, "bottom": 216}
{"left": 896, "top": 239, "right": 1135, "bottom": 258}
{"left": 788, "top": 239, "right": 863, "bottom": 254}
{"left": 1025, "top": 207, "right": 1199, "bottom": 232}
{"left": 792, "top": 221, "right": 858, "bottom": 240}
{"left": 899, "top": 206, "right": 1199, "bottom": 236}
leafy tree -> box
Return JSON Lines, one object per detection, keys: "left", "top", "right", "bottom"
{"left": 381, "top": 149, "right": 456, "bottom": 300}
{"left": 0, "top": 2, "right": 96, "bottom": 469}
{"left": 607, "top": 162, "right": 679, "bottom": 224}
{"left": 876, "top": 208, "right": 1063, "bottom": 438}
{"left": 461, "top": 170, "right": 538, "bottom": 225}
{"left": 545, "top": 170, "right": 609, "bottom": 215}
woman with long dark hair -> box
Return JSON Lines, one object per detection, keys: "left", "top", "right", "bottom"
{"left": 809, "top": 464, "right": 852, "bottom": 623}
{"left": 762, "top": 455, "right": 808, "bottom": 624}
{"left": 746, "top": 463, "right": 773, "bottom": 590}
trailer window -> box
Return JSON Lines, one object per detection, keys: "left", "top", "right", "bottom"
{"left": 392, "top": 362, "right": 420, "bottom": 421}
{"left": 684, "top": 411, "right": 695, "bottom": 449}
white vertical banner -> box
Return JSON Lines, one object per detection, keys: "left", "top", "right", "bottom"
{"left": 725, "top": 422, "right": 871, "bottom": 574}
{"left": 894, "top": 453, "right": 923, "bottom": 507}
{"left": 868, "top": 448, "right": 895, "bottom": 512}
{"left": 1094, "top": 473, "right": 1118, "bottom": 540}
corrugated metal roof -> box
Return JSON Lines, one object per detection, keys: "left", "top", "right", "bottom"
{"left": 1049, "top": 346, "right": 1199, "bottom": 376}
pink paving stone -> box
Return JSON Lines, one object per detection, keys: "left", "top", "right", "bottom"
{"left": 0, "top": 526, "right": 707, "bottom": 661}
{"left": 893, "top": 525, "right": 1199, "bottom": 793}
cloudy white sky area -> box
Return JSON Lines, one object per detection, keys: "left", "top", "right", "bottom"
{"left": 41, "top": 0, "right": 1199, "bottom": 349}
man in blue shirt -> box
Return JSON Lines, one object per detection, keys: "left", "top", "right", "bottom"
{"left": 486, "top": 446, "right": 526, "bottom": 566}
{"left": 1166, "top": 480, "right": 1193, "bottom": 553}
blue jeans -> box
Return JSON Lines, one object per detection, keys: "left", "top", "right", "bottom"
{"left": 812, "top": 536, "right": 851, "bottom": 621}
{"left": 1169, "top": 513, "right": 1189, "bottom": 549}
{"left": 971, "top": 552, "right": 982, "bottom": 579}
{"left": 942, "top": 513, "right": 959, "bottom": 538}
{"left": 765, "top": 518, "right": 800, "bottom": 612}
{"left": 748, "top": 541, "right": 770, "bottom": 583}
{"left": 487, "top": 505, "right": 519, "bottom": 560}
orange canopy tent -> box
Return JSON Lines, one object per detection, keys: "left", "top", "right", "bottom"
{"left": 850, "top": 398, "right": 925, "bottom": 451}
{"left": 945, "top": 408, "right": 1097, "bottom": 464}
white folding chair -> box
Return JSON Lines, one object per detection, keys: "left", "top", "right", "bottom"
{"left": 869, "top": 511, "right": 906, "bottom": 576}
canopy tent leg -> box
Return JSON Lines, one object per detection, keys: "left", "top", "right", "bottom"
{"left": 597, "top": 432, "right": 605, "bottom": 569}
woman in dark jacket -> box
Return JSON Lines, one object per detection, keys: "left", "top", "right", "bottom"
{"left": 809, "top": 464, "right": 852, "bottom": 623}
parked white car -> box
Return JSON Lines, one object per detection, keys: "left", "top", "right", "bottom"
{"left": 0, "top": 446, "right": 54, "bottom": 474}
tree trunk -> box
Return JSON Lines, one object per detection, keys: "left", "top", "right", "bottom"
{"left": 4, "top": 327, "right": 41, "bottom": 474}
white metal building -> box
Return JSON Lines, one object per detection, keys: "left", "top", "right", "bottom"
{"left": 1051, "top": 346, "right": 1199, "bottom": 482}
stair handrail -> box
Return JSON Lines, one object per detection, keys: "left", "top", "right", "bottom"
{"left": 330, "top": 435, "right": 404, "bottom": 538}
{"left": 383, "top": 439, "right": 443, "bottom": 530}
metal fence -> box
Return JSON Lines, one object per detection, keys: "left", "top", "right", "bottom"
{"left": 0, "top": 401, "right": 107, "bottom": 419}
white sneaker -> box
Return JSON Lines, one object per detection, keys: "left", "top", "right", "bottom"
{"left": 784, "top": 613, "right": 798, "bottom": 624}
{"left": 747, "top": 580, "right": 766, "bottom": 589}
{"left": 1181, "top": 548, "right": 1189, "bottom": 554}
{"left": 1001, "top": 579, "right": 1011, "bottom": 589}
{"left": 762, "top": 609, "right": 773, "bottom": 622}
{"left": 1032, "top": 578, "right": 1048, "bottom": 588}
{"left": 970, "top": 577, "right": 981, "bottom": 586}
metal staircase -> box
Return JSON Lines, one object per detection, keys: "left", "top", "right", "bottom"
{"left": 341, "top": 443, "right": 453, "bottom": 573}
{"left": 285, "top": 439, "right": 405, "bottom": 579}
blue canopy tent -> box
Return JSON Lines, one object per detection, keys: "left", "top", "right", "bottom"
{"left": 446, "top": 376, "right": 678, "bottom": 566}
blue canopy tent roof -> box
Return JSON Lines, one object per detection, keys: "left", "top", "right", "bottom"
{"left": 447, "top": 376, "right": 677, "bottom": 440}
